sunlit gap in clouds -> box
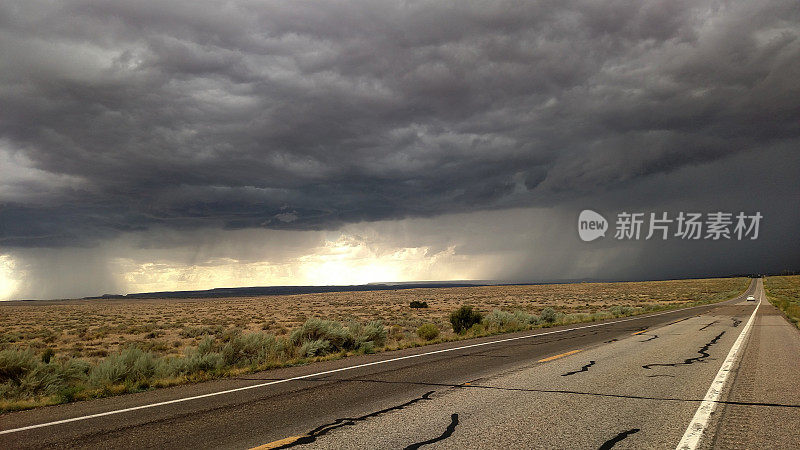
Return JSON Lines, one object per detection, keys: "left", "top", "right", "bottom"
{"left": 0, "top": 206, "right": 605, "bottom": 300}
{"left": 117, "top": 235, "right": 471, "bottom": 295}
{"left": 0, "top": 233, "right": 478, "bottom": 300}
{"left": 294, "top": 236, "right": 465, "bottom": 286}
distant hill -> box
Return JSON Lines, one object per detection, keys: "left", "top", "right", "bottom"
{"left": 84, "top": 282, "right": 488, "bottom": 300}
{"left": 82, "top": 273, "right": 762, "bottom": 301}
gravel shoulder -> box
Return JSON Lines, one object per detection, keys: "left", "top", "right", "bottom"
{"left": 706, "top": 296, "right": 800, "bottom": 449}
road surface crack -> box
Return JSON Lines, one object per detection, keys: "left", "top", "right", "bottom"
{"left": 732, "top": 317, "right": 742, "bottom": 327}
{"left": 323, "top": 377, "right": 800, "bottom": 408}
{"left": 598, "top": 428, "right": 640, "bottom": 449}
{"left": 641, "top": 331, "right": 725, "bottom": 369}
{"left": 562, "top": 360, "right": 596, "bottom": 376}
{"left": 270, "top": 391, "right": 435, "bottom": 448}
{"left": 699, "top": 320, "right": 718, "bottom": 330}
{"left": 403, "top": 413, "right": 459, "bottom": 449}
{"left": 640, "top": 334, "right": 658, "bottom": 342}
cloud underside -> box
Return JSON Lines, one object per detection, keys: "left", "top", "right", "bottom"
{"left": 1, "top": 0, "right": 798, "bottom": 247}
{"left": 4, "top": 143, "right": 799, "bottom": 300}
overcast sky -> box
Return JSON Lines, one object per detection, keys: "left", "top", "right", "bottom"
{"left": 1, "top": 0, "right": 798, "bottom": 299}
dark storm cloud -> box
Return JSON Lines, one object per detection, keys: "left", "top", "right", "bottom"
{"left": 0, "top": 0, "right": 798, "bottom": 247}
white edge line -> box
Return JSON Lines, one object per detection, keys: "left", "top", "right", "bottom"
{"left": 675, "top": 282, "right": 762, "bottom": 450}
{"left": 1, "top": 288, "right": 753, "bottom": 436}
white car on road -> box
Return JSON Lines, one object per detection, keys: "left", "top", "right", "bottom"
{"left": 747, "top": 295, "right": 756, "bottom": 301}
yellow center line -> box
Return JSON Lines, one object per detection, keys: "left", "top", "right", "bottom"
{"left": 537, "top": 349, "right": 582, "bottom": 363}
{"left": 251, "top": 435, "right": 308, "bottom": 449}
{"left": 666, "top": 317, "right": 691, "bottom": 326}
{"left": 632, "top": 329, "right": 648, "bottom": 335}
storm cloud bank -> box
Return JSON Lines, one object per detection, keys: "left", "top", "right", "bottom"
{"left": 2, "top": 0, "right": 798, "bottom": 246}
{"left": 0, "top": 1, "right": 799, "bottom": 298}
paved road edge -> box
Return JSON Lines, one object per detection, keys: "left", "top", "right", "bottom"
{"left": 675, "top": 282, "right": 762, "bottom": 449}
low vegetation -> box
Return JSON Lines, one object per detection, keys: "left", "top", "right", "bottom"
{"left": 0, "top": 277, "right": 749, "bottom": 411}
{"left": 0, "top": 319, "right": 388, "bottom": 410}
{"left": 450, "top": 305, "right": 483, "bottom": 333}
{"left": 765, "top": 275, "right": 800, "bottom": 328}
{"left": 416, "top": 323, "right": 440, "bottom": 341}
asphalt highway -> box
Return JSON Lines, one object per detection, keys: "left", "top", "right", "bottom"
{"left": 2, "top": 279, "right": 798, "bottom": 449}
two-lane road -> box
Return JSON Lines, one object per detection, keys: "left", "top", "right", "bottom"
{"left": 2, "top": 279, "right": 798, "bottom": 449}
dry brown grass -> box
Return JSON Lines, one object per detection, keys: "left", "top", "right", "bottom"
{"left": 764, "top": 275, "right": 800, "bottom": 328}
{"left": 0, "top": 277, "right": 749, "bottom": 362}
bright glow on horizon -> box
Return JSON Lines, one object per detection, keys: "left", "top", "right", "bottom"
{"left": 114, "top": 233, "right": 478, "bottom": 295}
{"left": 0, "top": 255, "right": 19, "bottom": 300}
{"left": 295, "top": 235, "right": 423, "bottom": 285}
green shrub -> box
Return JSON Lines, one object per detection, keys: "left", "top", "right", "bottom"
{"left": 0, "top": 349, "right": 38, "bottom": 385}
{"left": 299, "top": 339, "right": 330, "bottom": 357}
{"left": 221, "top": 332, "right": 281, "bottom": 366}
{"left": 358, "top": 341, "right": 376, "bottom": 354}
{"left": 349, "top": 321, "right": 387, "bottom": 349}
{"left": 289, "top": 319, "right": 387, "bottom": 356}
{"left": 450, "top": 306, "right": 483, "bottom": 334}
{"left": 540, "top": 307, "right": 558, "bottom": 323}
{"left": 15, "top": 364, "right": 68, "bottom": 397}
{"left": 41, "top": 348, "right": 56, "bottom": 364}
{"left": 290, "top": 319, "right": 351, "bottom": 350}
{"left": 169, "top": 351, "right": 224, "bottom": 375}
{"left": 88, "top": 348, "right": 158, "bottom": 387}
{"left": 575, "top": 313, "right": 594, "bottom": 322}
{"left": 610, "top": 305, "right": 637, "bottom": 316}
{"left": 483, "top": 309, "right": 541, "bottom": 331}
{"left": 592, "top": 311, "right": 612, "bottom": 321}
{"left": 416, "top": 324, "right": 440, "bottom": 341}
{"left": 0, "top": 349, "right": 88, "bottom": 400}
{"left": 197, "top": 336, "right": 216, "bottom": 355}
{"left": 218, "top": 327, "right": 243, "bottom": 343}
{"left": 514, "top": 310, "right": 540, "bottom": 325}
{"left": 562, "top": 313, "right": 590, "bottom": 324}
{"left": 409, "top": 300, "right": 429, "bottom": 309}
{"left": 484, "top": 310, "right": 515, "bottom": 327}
{"left": 468, "top": 322, "right": 487, "bottom": 336}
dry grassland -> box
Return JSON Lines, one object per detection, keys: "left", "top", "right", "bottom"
{"left": 1, "top": 277, "right": 749, "bottom": 362}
